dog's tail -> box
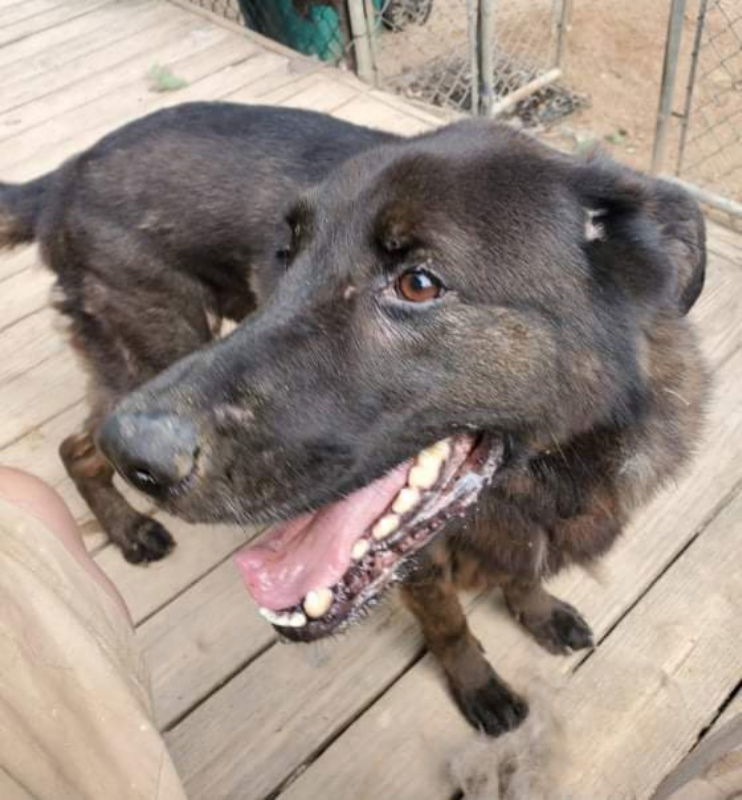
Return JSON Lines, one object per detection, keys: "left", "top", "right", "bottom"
{"left": 0, "top": 174, "right": 51, "bottom": 248}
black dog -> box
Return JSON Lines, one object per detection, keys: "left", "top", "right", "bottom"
{"left": 0, "top": 103, "right": 707, "bottom": 734}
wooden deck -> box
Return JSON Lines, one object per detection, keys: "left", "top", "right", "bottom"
{"left": 0, "top": 2, "right": 740, "bottom": 798}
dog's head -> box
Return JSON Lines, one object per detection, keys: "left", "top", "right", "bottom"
{"left": 98, "top": 121, "right": 704, "bottom": 638}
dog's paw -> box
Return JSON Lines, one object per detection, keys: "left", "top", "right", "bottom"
{"left": 519, "top": 599, "right": 594, "bottom": 655}
{"left": 452, "top": 678, "right": 529, "bottom": 737}
{"left": 121, "top": 516, "right": 175, "bottom": 564}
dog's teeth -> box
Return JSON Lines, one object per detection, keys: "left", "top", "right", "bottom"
{"left": 258, "top": 607, "right": 280, "bottom": 625}
{"left": 392, "top": 486, "right": 421, "bottom": 514}
{"left": 409, "top": 458, "right": 441, "bottom": 489}
{"left": 258, "top": 607, "right": 307, "bottom": 628}
{"left": 429, "top": 438, "right": 452, "bottom": 460}
{"left": 409, "top": 439, "right": 449, "bottom": 489}
{"left": 303, "top": 588, "right": 333, "bottom": 619}
{"left": 372, "top": 513, "right": 400, "bottom": 540}
{"left": 351, "top": 538, "right": 370, "bottom": 560}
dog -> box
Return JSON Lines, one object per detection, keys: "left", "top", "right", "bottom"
{"left": 0, "top": 102, "right": 708, "bottom": 734}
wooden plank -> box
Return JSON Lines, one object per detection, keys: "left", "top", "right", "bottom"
{"left": 706, "top": 220, "right": 742, "bottom": 266}
{"left": 1, "top": 47, "right": 284, "bottom": 181}
{"left": 0, "top": 0, "right": 58, "bottom": 11}
{"left": 165, "top": 590, "right": 423, "bottom": 800}
{"left": 0, "top": 264, "right": 52, "bottom": 329}
{"left": 94, "top": 514, "right": 252, "bottom": 624}
{"left": 137, "top": 556, "right": 273, "bottom": 729}
{"left": 224, "top": 56, "right": 332, "bottom": 105}
{"left": 691, "top": 249, "right": 742, "bottom": 367}
{"left": 553, "top": 489, "right": 742, "bottom": 799}
{"left": 178, "top": 343, "right": 742, "bottom": 800}
{"left": 0, "top": 1, "right": 159, "bottom": 72}
{"left": 0, "top": 245, "right": 37, "bottom": 282}
{"left": 0, "top": 14, "right": 229, "bottom": 139}
{"left": 0, "top": 0, "right": 155, "bottom": 90}
{"left": 0, "top": 0, "right": 67, "bottom": 28}
{"left": 0, "top": 0, "right": 111, "bottom": 47}
{"left": 656, "top": 682, "right": 742, "bottom": 797}
{"left": 0, "top": 347, "right": 84, "bottom": 449}
{"left": 0, "top": 4, "right": 198, "bottom": 114}
{"left": 0, "top": 400, "right": 86, "bottom": 485}
{"left": 0, "top": 34, "right": 259, "bottom": 173}
{"left": 332, "top": 93, "right": 438, "bottom": 135}
{"left": 274, "top": 75, "right": 362, "bottom": 113}
{"left": 368, "top": 87, "right": 458, "bottom": 127}
{"left": 714, "top": 687, "right": 742, "bottom": 730}
{"left": 0, "top": 307, "right": 67, "bottom": 385}
{"left": 242, "top": 70, "right": 363, "bottom": 111}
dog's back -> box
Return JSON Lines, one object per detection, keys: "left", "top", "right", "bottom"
{"left": 1, "top": 103, "right": 394, "bottom": 388}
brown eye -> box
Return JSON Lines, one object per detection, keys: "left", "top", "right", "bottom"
{"left": 395, "top": 268, "right": 444, "bottom": 303}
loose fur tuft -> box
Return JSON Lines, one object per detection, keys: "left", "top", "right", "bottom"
{"left": 451, "top": 677, "right": 566, "bottom": 800}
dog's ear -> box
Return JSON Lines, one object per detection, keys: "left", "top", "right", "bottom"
{"left": 571, "top": 160, "right": 706, "bottom": 315}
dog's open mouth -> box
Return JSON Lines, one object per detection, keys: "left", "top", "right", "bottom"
{"left": 235, "top": 433, "right": 503, "bottom": 641}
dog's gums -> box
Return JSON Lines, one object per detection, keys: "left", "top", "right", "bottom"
{"left": 235, "top": 434, "right": 503, "bottom": 639}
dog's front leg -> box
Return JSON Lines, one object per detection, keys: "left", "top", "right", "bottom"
{"left": 60, "top": 429, "right": 174, "bottom": 564}
{"left": 401, "top": 541, "right": 528, "bottom": 736}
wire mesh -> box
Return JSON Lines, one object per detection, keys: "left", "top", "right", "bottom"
{"left": 182, "top": 1, "right": 581, "bottom": 126}
{"left": 184, "top": 0, "right": 243, "bottom": 24}
{"left": 371, "top": 0, "right": 580, "bottom": 124}
{"left": 676, "top": 0, "right": 741, "bottom": 206}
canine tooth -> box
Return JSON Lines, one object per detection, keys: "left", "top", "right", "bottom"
{"left": 429, "top": 439, "right": 452, "bottom": 460}
{"left": 392, "top": 486, "right": 421, "bottom": 514}
{"left": 372, "top": 513, "right": 400, "bottom": 540}
{"left": 303, "top": 588, "right": 333, "bottom": 619}
{"left": 258, "top": 607, "right": 307, "bottom": 628}
{"left": 351, "top": 538, "right": 370, "bottom": 560}
{"left": 417, "top": 439, "right": 450, "bottom": 465}
{"left": 408, "top": 460, "right": 440, "bottom": 490}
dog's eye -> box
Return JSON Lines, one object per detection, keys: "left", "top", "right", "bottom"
{"left": 395, "top": 268, "right": 444, "bottom": 303}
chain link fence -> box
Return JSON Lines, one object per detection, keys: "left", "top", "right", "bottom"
{"left": 653, "top": 0, "right": 742, "bottom": 219}
{"left": 181, "top": 0, "right": 582, "bottom": 127}
{"left": 369, "top": 0, "right": 580, "bottom": 125}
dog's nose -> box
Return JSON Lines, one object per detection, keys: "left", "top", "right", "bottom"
{"left": 98, "top": 411, "right": 199, "bottom": 496}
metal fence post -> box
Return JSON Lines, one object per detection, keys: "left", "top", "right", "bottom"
{"left": 675, "top": 0, "right": 708, "bottom": 176}
{"left": 362, "top": 0, "right": 380, "bottom": 85}
{"left": 478, "top": 0, "right": 497, "bottom": 116}
{"left": 651, "top": 0, "right": 688, "bottom": 174}
{"left": 467, "top": 0, "right": 480, "bottom": 115}
{"left": 346, "top": 0, "right": 375, "bottom": 85}
{"left": 555, "top": 0, "right": 572, "bottom": 69}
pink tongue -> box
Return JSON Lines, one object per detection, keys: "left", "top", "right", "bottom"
{"left": 234, "top": 462, "right": 410, "bottom": 610}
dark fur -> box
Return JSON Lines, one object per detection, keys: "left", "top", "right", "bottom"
{"left": 0, "top": 102, "right": 707, "bottom": 734}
